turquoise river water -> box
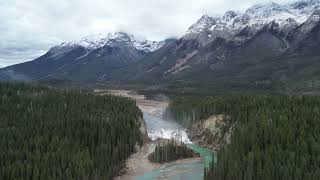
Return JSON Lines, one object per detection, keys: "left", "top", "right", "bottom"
{"left": 133, "top": 100, "right": 214, "bottom": 180}
{"left": 134, "top": 143, "right": 214, "bottom": 180}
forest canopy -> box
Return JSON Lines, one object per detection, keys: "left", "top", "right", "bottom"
{"left": 167, "top": 95, "right": 320, "bottom": 180}
{"left": 0, "top": 83, "right": 143, "bottom": 180}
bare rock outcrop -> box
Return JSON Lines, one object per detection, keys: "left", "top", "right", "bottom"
{"left": 188, "top": 115, "right": 233, "bottom": 151}
{"left": 137, "top": 116, "right": 149, "bottom": 143}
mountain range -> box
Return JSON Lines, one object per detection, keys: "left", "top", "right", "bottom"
{"left": 1, "top": 0, "right": 320, "bottom": 94}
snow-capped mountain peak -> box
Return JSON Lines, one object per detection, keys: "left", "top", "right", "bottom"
{"left": 240, "top": 2, "right": 297, "bottom": 29}
{"left": 182, "top": 0, "right": 320, "bottom": 45}
{"left": 53, "top": 32, "right": 164, "bottom": 54}
{"left": 184, "top": 15, "right": 216, "bottom": 37}
{"left": 245, "top": 2, "right": 282, "bottom": 15}
{"left": 223, "top": 11, "right": 240, "bottom": 21}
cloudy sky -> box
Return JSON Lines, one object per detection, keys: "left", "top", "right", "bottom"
{"left": 0, "top": 0, "right": 297, "bottom": 67}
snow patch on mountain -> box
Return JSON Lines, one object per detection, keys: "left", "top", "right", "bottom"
{"left": 238, "top": 2, "right": 298, "bottom": 30}
{"left": 183, "top": 0, "right": 320, "bottom": 43}
{"left": 184, "top": 15, "right": 217, "bottom": 37}
{"left": 51, "top": 32, "right": 164, "bottom": 55}
{"left": 132, "top": 39, "right": 165, "bottom": 53}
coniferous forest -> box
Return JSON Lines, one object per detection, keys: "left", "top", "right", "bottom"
{"left": 167, "top": 95, "right": 320, "bottom": 180}
{"left": 0, "top": 83, "right": 143, "bottom": 180}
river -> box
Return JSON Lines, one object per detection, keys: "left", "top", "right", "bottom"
{"left": 104, "top": 90, "right": 213, "bottom": 180}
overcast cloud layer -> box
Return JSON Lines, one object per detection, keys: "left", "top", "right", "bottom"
{"left": 0, "top": 0, "right": 297, "bottom": 67}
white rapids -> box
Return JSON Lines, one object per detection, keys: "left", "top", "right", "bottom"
{"left": 143, "top": 111, "right": 192, "bottom": 144}
{"left": 148, "top": 129, "right": 192, "bottom": 144}
{"left": 103, "top": 90, "right": 193, "bottom": 144}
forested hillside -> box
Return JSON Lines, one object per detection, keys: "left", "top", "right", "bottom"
{"left": 0, "top": 83, "right": 143, "bottom": 179}
{"left": 166, "top": 95, "right": 320, "bottom": 180}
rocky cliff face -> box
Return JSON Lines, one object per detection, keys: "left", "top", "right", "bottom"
{"left": 138, "top": 116, "right": 149, "bottom": 143}
{"left": 188, "top": 115, "right": 233, "bottom": 151}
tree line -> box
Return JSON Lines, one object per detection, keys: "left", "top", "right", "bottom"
{"left": 166, "top": 95, "right": 320, "bottom": 180}
{"left": 0, "top": 83, "right": 143, "bottom": 179}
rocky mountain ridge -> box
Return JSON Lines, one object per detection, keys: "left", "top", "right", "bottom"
{"left": 1, "top": 0, "right": 320, "bottom": 93}
{"left": 53, "top": 32, "right": 164, "bottom": 53}
{"left": 183, "top": 0, "right": 320, "bottom": 46}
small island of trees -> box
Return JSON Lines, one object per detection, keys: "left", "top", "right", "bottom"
{"left": 148, "top": 139, "right": 199, "bottom": 163}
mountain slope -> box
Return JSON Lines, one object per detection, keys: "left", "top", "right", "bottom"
{"left": 117, "top": 1, "right": 320, "bottom": 93}
{"left": 50, "top": 43, "right": 148, "bottom": 82}
{"left": 1, "top": 0, "right": 320, "bottom": 93}
{"left": 1, "top": 32, "right": 164, "bottom": 82}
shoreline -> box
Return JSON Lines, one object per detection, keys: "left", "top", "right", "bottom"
{"left": 115, "top": 139, "right": 204, "bottom": 180}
